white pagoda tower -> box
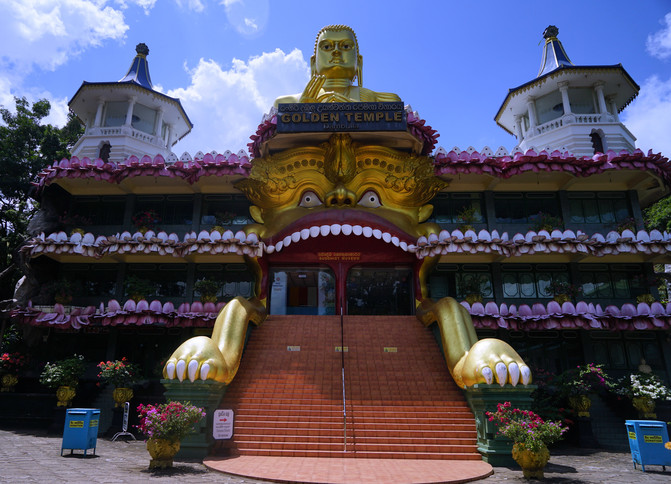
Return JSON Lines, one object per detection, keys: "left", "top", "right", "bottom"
{"left": 495, "top": 26, "right": 639, "bottom": 156}
{"left": 68, "top": 43, "right": 192, "bottom": 162}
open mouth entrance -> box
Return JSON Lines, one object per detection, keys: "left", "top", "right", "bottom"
{"left": 268, "top": 264, "right": 414, "bottom": 316}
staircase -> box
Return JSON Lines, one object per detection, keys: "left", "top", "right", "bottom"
{"left": 213, "top": 315, "right": 479, "bottom": 460}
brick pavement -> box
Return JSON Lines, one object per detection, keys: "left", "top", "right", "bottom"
{"left": 1, "top": 427, "right": 670, "bottom": 483}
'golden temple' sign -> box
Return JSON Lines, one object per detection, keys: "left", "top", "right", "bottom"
{"left": 277, "top": 102, "right": 406, "bottom": 133}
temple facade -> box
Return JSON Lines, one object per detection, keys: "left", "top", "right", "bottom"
{"left": 9, "top": 26, "right": 671, "bottom": 456}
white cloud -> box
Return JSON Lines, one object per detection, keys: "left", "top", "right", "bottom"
{"left": 167, "top": 48, "right": 309, "bottom": 155}
{"left": 623, "top": 75, "right": 671, "bottom": 158}
{"left": 175, "top": 0, "right": 205, "bottom": 12}
{"left": 223, "top": 0, "right": 268, "bottom": 37}
{"left": 115, "top": 0, "right": 157, "bottom": 14}
{"left": 647, "top": 13, "right": 671, "bottom": 59}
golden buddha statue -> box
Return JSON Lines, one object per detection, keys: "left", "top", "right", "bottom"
{"left": 274, "top": 25, "right": 401, "bottom": 105}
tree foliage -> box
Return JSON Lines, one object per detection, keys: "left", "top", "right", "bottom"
{"left": 0, "top": 97, "right": 82, "bottom": 298}
{"left": 644, "top": 195, "right": 671, "bottom": 233}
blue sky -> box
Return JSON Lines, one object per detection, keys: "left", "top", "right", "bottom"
{"left": 1, "top": 0, "right": 671, "bottom": 158}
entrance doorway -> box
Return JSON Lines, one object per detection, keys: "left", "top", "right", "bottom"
{"left": 269, "top": 267, "right": 336, "bottom": 315}
{"left": 346, "top": 266, "right": 413, "bottom": 315}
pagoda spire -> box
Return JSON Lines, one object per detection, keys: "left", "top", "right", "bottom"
{"left": 537, "top": 25, "right": 573, "bottom": 77}
{"left": 119, "top": 43, "right": 153, "bottom": 89}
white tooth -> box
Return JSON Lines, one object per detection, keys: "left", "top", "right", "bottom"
{"left": 176, "top": 360, "right": 186, "bottom": 382}
{"left": 521, "top": 366, "right": 531, "bottom": 385}
{"left": 342, "top": 224, "right": 353, "bottom": 236}
{"left": 310, "top": 226, "right": 320, "bottom": 237}
{"left": 482, "top": 367, "right": 493, "bottom": 385}
{"left": 408, "top": 244, "right": 417, "bottom": 252}
{"left": 495, "top": 362, "right": 507, "bottom": 386}
{"left": 283, "top": 235, "right": 292, "bottom": 247}
{"left": 353, "top": 225, "right": 363, "bottom": 236}
{"left": 508, "top": 363, "right": 520, "bottom": 386}
{"left": 391, "top": 236, "right": 400, "bottom": 246}
{"left": 400, "top": 241, "right": 408, "bottom": 251}
{"left": 200, "top": 363, "right": 210, "bottom": 381}
{"left": 267, "top": 245, "right": 275, "bottom": 254}
{"left": 382, "top": 232, "right": 391, "bottom": 243}
{"left": 363, "top": 226, "right": 373, "bottom": 238}
{"left": 291, "top": 232, "right": 301, "bottom": 243}
{"left": 300, "top": 229, "right": 310, "bottom": 240}
{"left": 165, "top": 362, "right": 176, "bottom": 379}
{"left": 188, "top": 360, "right": 199, "bottom": 382}
{"left": 320, "top": 225, "right": 331, "bottom": 236}
{"left": 330, "top": 224, "right": 341, "bottom": 236}
{"left": 372, "top": 229, "right": 382, "bottom": 239}
{"left": 276, "top": 241, "right": 283, "bottom": 251}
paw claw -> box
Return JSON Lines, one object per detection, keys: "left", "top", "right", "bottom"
{"left": 509, "top": 362, "right": 520, "bottom": 386}
{"left": 521, "top": 365, "right": 531, "bottom": 385}
{"left": 482, "top": 366, "right": 493, "bottom": 384}
{"left": 200, "top": 363, "right": 210, "bottom": 381}
{"left": 187, "top": 360, "right": 199, "bottom": 382}
{"left": 165, "top": 362, "right": 176, "bottom": 379}
{"left": 176, "top": 360, "right": 186, "bottom": 382}
{"left": 495, "top": 362, "right": 507, "bottom": 386}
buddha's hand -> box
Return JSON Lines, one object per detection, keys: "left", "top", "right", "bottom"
{"left": 453, "top": 338, "right": 532, "bottom": 388}
{"left": 163, "top": 336, "right": 230, "bottom": 383}
{"left": 299, "top": 75, "right": 326, "bottom": 103}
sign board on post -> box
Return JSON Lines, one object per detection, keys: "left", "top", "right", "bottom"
{"left": 213, "top": 409, "right": 234, "bottom": 440}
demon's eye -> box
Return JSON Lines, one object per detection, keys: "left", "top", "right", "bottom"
{"left": 299, "top": 191, "right": 323, "bottom": 208}
{"left": 358, "top": 190, "right": 382, "bottom": 208}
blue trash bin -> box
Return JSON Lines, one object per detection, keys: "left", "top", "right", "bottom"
{"left": 625, "top": 420, "right": 671, "bottom": 472}
{"left": 61, "top": 408, "right": 100, "bottom": 456}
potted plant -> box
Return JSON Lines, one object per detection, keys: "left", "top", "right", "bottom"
{"left": 548, "top": 280, "right": 582, "bottom": 304}
{"left": 136, "top": 401, "right": 206, "bottom": 469}
{"left": 124, "top": 275, "right": 155, "bottom": 302}
{"left": 530, "top": 211, "right": 562, "bottom": 232}
{"left": 459, "top": 273, "right": 490, "bottom": 304}
{"left": 97, "top": 357, "right": 141, "bottom": 407}
{"left": 487, "top": 401, "right": 567, "bottom": 479}
{"left": 556, "top": 363, "right": 616, "bottom": 417}
{"left": 194, "top": 278, "right": 220, "bottom": 303}
{"left": 0, "top": 351, "right": 27, "bottom": 392}
{"left": 132, "top": 209, "right": 161, "bottom": 234}
{"left": 39, "top": 355, "right": 86, "bottom": 407}
{"left": 620, "top": 371, "right": 671, "bottom": 419}
{"left": 456, "top": 206, "right": 479, "bottom": 232}
{"left": 51, "top": 277, "right": 74, "bottom": 305}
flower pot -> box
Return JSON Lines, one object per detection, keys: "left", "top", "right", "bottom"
{"left": 512, "top": 443, "right": 550, "bottom": 479}
{"left": 568, "top": 394, "right": 592, "bottom": 417}
{"left": 112, "top": 387, "right": 134, "bottom": 408}
{"left": 465, "top": 294, "right": 483, "bottom": 304}
{"left": 1, "top": 374, "right": 18, "bottom": 392}
{"left": 146, "top": 438, "right": 180, "bottom": 469}
{"left": 56, "top": 385, "right": 76, "bottom": 407}
{"left": 553, "top": 294, "right": 570, "bottom": 304}
{"left": 632, "top": 396, "right": 656, "bottom": 419}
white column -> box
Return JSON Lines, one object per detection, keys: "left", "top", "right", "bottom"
{"left": 594, "top": 82, "right": 608, "bottom": 114}
{"left": 155, "top": 108, "right": 164, "bottom": 137}
{"left": 558, "top": 81, "right": 572, "bottom": 115}
{"left": 124, "top": 96, "right": 137, "bottom": 126}
{"left": 608, "top": 98, "right": 619, "bottom": 121}
{"left": 526, "top": 97, "right": 537, "bottom": 130}
{"left": 166, "top": 124, "right": 175, "bottom": 149}
{"left": 94, "top": 99, "right": 105, "bottom": 127}
{"left": 514, "top": 115, "right": 524, "bottom": 141}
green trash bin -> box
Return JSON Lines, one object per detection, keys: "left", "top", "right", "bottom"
{"left": 61, "top": 408, "right": 100, "bottom": 456}
{"left": 625, "top": 420, "right": 671, "bottom": 472}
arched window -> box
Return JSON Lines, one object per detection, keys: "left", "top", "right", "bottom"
{"left": 98, "top": 142, "right": 111, "bottom": 162}
{"left": 590, "top": 132, "right": 604, "bottom": 154}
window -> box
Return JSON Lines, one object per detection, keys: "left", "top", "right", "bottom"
{"left": 494, "top": 193, "right": 559, "bottom": 225}
{"left": 135, "top": 195, "right": 194, "bottom": 226}
{"left": 567, "top": 192, "right": 630, "bottom": 225}
{"left": 430, "top": 193, "right": 484, "bottom": 226}
{"left": 70, "top": 196, "right": 125, "bottom": 225}
{"left": 61, "top": 264, "right": 118, "bottom": 299}
{"left": 103, "top": 101, "right": 127, "bottom": 127}
{"left": 579, "top": 264, "right": 645, "bottom": 300}
{"left": 590, "top": 132, "right": 605, "bottom": 154}
{"left": 429, "top": 264, "right": 493, "bottom": 300}
{"left": 194, "top": 263, "right": 254, "bottom": 301}
{"left": 570, "top": 88, "right": 596, "bottom": 114}
{"left": 501, "top": 264, "right": 569, "bottom": 299}
{"left": 125, "top": 264, "right": 187, "bottom": 299}
{"left": 535, "top": 91, "right": 564, "bottom": 125}
{"left": 131, "top": 103, "right": 157, "bottom": 134}
{"left": 200, "top": 195, "right": 253, "bottom": 226}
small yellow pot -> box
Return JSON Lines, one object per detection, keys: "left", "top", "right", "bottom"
{"left": 512, "top": 443, "right": 550, "bottom": 479}
{"left": 1, "top": 374, "right": 18, "bottom": 392}
{"left": 146, "top": 438, "right": 180, "bottom": 469}
{"left": 632, "top": 396, "right": 656, "bottom": 419}
{"left": 56, "top": 385, "right": 76, "bottom": 407}
{"left": 112, "top": 387, "right": 134, "bottom": 408}
{"left": 568, "top": 394, "right": 592, "bottom": 417}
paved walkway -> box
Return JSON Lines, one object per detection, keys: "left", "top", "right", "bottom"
{"left": 1, "top": 427, "right": 670, "bottom": 483}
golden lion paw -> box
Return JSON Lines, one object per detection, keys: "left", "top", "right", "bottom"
{"left": 163, "top": 336, "right": 229, "bottom": 383}
{"left": 457, "top": 338, "right": 532, "bottom": 388}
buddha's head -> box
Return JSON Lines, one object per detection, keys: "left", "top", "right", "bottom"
{"left": 311, "top": 25, "right": 362, "bottom": 85}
